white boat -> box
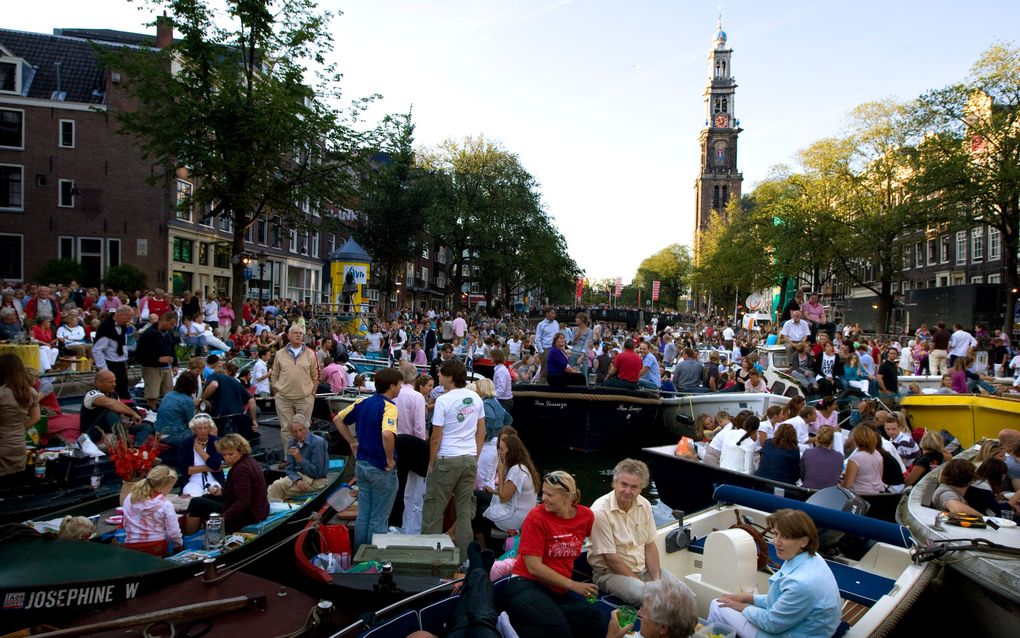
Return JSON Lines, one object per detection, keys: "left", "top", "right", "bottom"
{"left": 662, "top": 391, "right": 791, "bottom": 426}
{"left": 897, "top": 447, "right": 1020, "bottom": 633}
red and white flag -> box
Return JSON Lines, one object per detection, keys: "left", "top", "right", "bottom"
{"left": 614, "top": 277, "right": 622, "bottom": 298}
{"left": 652, "top": 280, "right": 660, "bottom": 302}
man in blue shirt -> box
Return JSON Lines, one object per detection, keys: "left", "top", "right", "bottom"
{"left": 334, "top": 367, "right": 402, "bottom": 550}
{"left": 200, "top": 360, "right": 258, "bottom": 440}
{"left": 637, "top": 340, "right": 661, "bottom": 390}
{"left": 268, "top": 414, "right": 329, "bottom": 500}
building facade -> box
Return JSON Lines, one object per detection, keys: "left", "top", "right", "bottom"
{"left": 693, "top": 18, "right": 743, "bottom": 258}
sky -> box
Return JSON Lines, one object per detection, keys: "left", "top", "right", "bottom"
{"left": 8, "top": 1, "right": 1020, "bottom": 281}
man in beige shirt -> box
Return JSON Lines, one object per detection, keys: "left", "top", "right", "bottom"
{"left": 588, "top": 458, "right": 678, "bottom": 605}
{"left": 270, "top": 324, "right": 318, "bottom": 466}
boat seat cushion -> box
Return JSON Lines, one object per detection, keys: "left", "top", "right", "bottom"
{"left": 687, "top": 536, "right": 895, "bottom": 606}
{"left": 360, "top": 609, "right": 419, "bottom": 637}
{"left": 420, "top": 594, "right": 461, "bottom": 635}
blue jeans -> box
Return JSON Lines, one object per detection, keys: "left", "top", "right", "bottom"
{"left": 354, "top": 460, "right": 398, "bottom": 551}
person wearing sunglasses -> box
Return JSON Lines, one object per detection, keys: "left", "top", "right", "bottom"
{"left": 501, "top": 470, "right": 603, "bottom": 637}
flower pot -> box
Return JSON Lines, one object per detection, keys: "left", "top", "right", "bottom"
{"left": 120, "top": 479, "right": 140, "bottom": 505}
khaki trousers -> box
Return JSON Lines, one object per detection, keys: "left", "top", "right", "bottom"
{"left": 421, "top": 454, "right": 477, "bottom": 557}
{"left": 267, "top": 472, "right": 328, "bottom": 500}
{"left": 273, "top": 395, "right": 313, "bottom": 458}
{"left": 930, "top": 349, "right": 949, "bottom": 375}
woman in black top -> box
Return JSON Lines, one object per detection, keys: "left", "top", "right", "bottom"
{"left": 756, "top": 423, "right": 801, "bottom": 484}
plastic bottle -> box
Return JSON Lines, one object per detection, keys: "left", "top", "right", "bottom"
{"left": 35, "top": 454, "right": 46, "bottom": 479}
{"left": 205, "top": 513, "right": 225, "bottom": 550}
{"left": 90, "top": 460, "right": 101, "bottom": 489}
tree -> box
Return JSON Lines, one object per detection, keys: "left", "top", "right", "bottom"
{"left": 634, "top": 244, "right": 693, "bottom": 310}
{"left": 913, "top": 42, "right": 1020, "bottom": 334}
{"left": 106, "top": 0, "right": 374, "bottom": 309}
{"left": 104, "top": 264, "right": 149, "bottom": 292}
{"left": 36, "top": 259, "right": 86, "bottom": 287}
{"left": 355, "top": 112, "right": 430, "bottom": 313}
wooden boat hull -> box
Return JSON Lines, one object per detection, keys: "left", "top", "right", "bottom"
{"left": 899, "top": 394, "right": 1020, "bottom": 447}
{"left": 643, "top": 445, "right": 902, "bottom": 522}
{"left": 511, "top": 384, "right": 664, "bottom": 452}
{"left": 0, "top": 466, "right": 347, "bottom": 625}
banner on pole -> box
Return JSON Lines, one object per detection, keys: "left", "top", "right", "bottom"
{"left": 575, "top": 277, "right": 584, "bottom": 300}
{"left": 652, "top": 280, "right": 660, "bottom": 302}
{"left": 614, "top": 277, "right": 622, "bottom": 298}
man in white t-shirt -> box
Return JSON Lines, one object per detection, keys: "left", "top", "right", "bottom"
{"left": 722, "top": 325, "right": 735, "bottom": 350}
{"left": 251, "top": 348, "right": 272, "bottom": 397}
{"left": 948, "top": 323, "right": 977, "bottom": 367}
{"left": 421, "top": 358, "right": 485, "bottom": 556}
{"left": 780, "top": 310, "right": 811, "bottom": 363}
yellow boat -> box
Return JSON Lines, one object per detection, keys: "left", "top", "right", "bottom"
{"left": 899, "top": 394, "right": 1020, "bottom": 447}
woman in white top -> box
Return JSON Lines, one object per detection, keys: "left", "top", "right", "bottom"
{"left": 720, "top": 415, "right": 760, "bottom": 474}
{"left": 507, "top": 332, "right": 523, "bottom": 361}
{"left": 474, "top": 432, "right": 539, "bottom": 544}
{"left": 57, "top": 312, "right": 91, "bottom": 357}
{"left": 364, "top": 323, "right": 384, "bottom": 358}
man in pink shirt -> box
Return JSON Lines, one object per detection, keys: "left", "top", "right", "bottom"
{"left": 800, "top": 292, "right": 834, "bottom": 343}
{"left": 394, "top": 361, "right": 428, "bottom": 533}
{"left": 451, "top": 311, "right": 467, "bottom": 339}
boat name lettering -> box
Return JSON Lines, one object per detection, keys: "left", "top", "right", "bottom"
{"left": 533, "top": 400, "right": 567, "bottom": 409}
{"left": 21, "top": 584, "right": 117, "bottom": 609}
{"left": 616, "top": 405, "right": 644, "bottom": 413}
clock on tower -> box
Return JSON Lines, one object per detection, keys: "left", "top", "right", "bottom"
{"left": 714, "top": 114, "right": 728, "bottom": 128}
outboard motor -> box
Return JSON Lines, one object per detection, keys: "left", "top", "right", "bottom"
{"left": 805, "top": 487, "right": 870, "bottom": 557}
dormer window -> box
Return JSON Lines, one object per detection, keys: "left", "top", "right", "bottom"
{"left": 0, "top": 59, "right": 21, "bottom": 94}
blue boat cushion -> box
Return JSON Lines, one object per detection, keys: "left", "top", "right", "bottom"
{"left": 359, "top": 609, "right": 420, "bottom": 637}
{"left": 687, "top": 536, "right": 894, "bottom": 606}
{"left": 419, "top": 594, "right": 461, "bottom": 635}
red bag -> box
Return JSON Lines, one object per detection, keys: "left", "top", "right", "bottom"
{"left": 319, "top": 524, "right": 351, "bottom": 555}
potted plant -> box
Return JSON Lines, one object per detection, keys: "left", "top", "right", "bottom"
{"left": 108, "top": 425, "right": 161, "bottom": 504}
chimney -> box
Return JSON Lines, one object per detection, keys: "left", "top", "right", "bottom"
{"left": 155, "top": 12, "right": 173, "bottom": 48}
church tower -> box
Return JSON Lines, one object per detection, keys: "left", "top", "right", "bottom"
{"left": 694, "top": 16, "right": 743, "bottom": 258}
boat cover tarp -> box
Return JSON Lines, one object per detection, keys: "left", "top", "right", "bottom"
{"left": 713, "top": 485, "right": 912, "bottom": 548}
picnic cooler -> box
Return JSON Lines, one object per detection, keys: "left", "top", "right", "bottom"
{"left": 353, "top": 543, "right": 461, "bottom": 577}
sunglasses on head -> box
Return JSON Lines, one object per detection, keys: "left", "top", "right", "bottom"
{"left": 544, "top": 473, "right": 569, "bottom": 487}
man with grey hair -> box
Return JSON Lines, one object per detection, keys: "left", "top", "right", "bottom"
{"left": 0, "top": 307, "right": 24, "bottom": 341}
{"left": 270, "top": 323, "right": 318, "bottom": 465}
{"left": 589, "top": 458, "right": 677, "bottom": 605}
{"left": 93, "top": 305, "right": 136, "bottom": 398}
{"left": 604, "top": 578, "right": 698, "bottom": 638}
{"left": 267, "top": 414, "right": 329, "bottom": 500}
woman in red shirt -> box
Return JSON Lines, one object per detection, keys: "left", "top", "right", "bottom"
{"left": 502, "top": 470, "right": 604, "bottom": 638}
{"left": 30, "top": 317, "right": 60, "bottom": 372}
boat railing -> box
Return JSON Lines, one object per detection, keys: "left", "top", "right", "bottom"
{"left": 328, "top": 576, "right": 465, "bottom": 638}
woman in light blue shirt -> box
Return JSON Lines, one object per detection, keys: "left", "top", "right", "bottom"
{"left": 707, "top": 508, "right": 841, "bottom": 638}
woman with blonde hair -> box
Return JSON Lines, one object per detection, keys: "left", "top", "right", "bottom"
{"left": 905, "top": 430, "right": 946, "bottom": 486}
{"left": 503, "top": 470, "right": 603, "bottom": 638}
{"left": 474, "top": 377, "right": 514, "bottom": 489}
{"left": 184, "top": 433, "right": 268, "bottom": 533}
{"left": 123, "top": 465, "right": 182, "bottom": 555}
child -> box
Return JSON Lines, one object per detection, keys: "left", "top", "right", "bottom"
{"left": 123, "top": 465, "right": 182, "bottom": 556}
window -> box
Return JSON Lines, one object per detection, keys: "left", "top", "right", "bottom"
{"left": 971, "top": 276, "right": 983, "bottom": 284}
{"left": 0, "top": 61, "right": 18, "bottom": 93}
{"left": 420, "top": 266, "right": 429, "bottom": 285}
{"left": 926, "top": 239, "right": 936, "bottom": 266}
{"left": 988, "top": 273, "right": 1001, "bottom": 284}
{"left": 914, "top": 242, "right": 923, "bottom": 268}
{"left": 406, "top": 262, "right": 415, "bottom": 283}
{"left": 971, "top": 227, "right": 984, "bottom": 261}
{"left": 937, "top": 274, "right": 949, "bottom": 287}
{"left": 78, "top": 238, "right": 103, "bottom": 284}
{"left": 218, "top": 214, "right": 232, "bottom": 233}
{"left": 311, "top": 231, "right": 319, "bottom": 258}
{"left": 289, "top": 229, "right": 297, "bottom": 253}
{"left": 214, "top": 246, "right": 230, "bottom": 269}
{"left": 300, "top": 231, "right": 309, "bottom": 256}
{"left": 421, "top": 244, "right": 430, "bottom": 259}
{"left": 172, "top": 237, "right": 193, "bottom": 263}
{"left": 328, "top": 234, "right": 336, "bottom": 256}
{"left": 271, "top": 218, "right": 281, "bottom": 248}
{"left": 988, "top": 227, "right": 1001, "bottom": 261}
{"left": 902, "top": 280, "right": 910, "bottom": 292}
{"left": 0, "top": 109, "right": 23, "bottom": 149}
{"left": 58, "top": 179, "right": 75, "bottom": 208}
{"left": 176, "top": 180, "right": 193, "bottom": 221}
{"left": 58, "top": 119, "right": 75, "bottom": 148}
{"left": 939, "top": 235, "right": 949, "bottom": 263}
{"left": 901, "top": 245, "right": 909, "bottom": 270}
{"left": 0, "top": 234, "right": 23, "bottom": 280}
{"left": 58, "top": 236, "right": 74, "bottom": 259}
{"left": 0, "top": 165, "right": 24, "bottom": 210}
{"left": 955, "top": 231, "right": 966, "bottom": 265}
{"left": 198, "top": 242, "right": 208, "bottom": 266}
{"left": 107, "top": 239, "right": 120, "bottom": 268}
{"left": 257, "top": 218, "right": 267, "bottom": 244}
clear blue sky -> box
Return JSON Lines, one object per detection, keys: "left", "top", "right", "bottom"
{"left": 10, "top": 1, "right": 1020, "bottom": 280}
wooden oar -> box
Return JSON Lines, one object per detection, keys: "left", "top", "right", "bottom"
{"left": 30, "top": 594, "right": 266, "bottom": 637}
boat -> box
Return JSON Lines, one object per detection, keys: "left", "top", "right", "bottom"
{"left": 661, "top": 391, "right": 792, "bottom": 432}
{"left": 897, "top": 446, "right": 1020, "bottom": 633}
{"left": 10, "top": 571, "right": 334, "bottom": 637}
{"left": 295, "top": 488, "right": 460, "bottom": 610}
{"left": 511, "top": 383, "right": 666, "bottom": 452}
{"left": 327, "top": 484, "right": 932, "bottom": 638}
{"left": 0, "top": 460, "right": 349, "bottom": 626}
{"left": 899, "top": 394, "right": 1020, "bottom": 447}
{"left": 644, "top": 444, "right": 904, "bottom": 522}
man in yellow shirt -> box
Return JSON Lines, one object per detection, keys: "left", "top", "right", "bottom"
{"left": 588, "top": 458, "right": 678, "bottom": 605}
